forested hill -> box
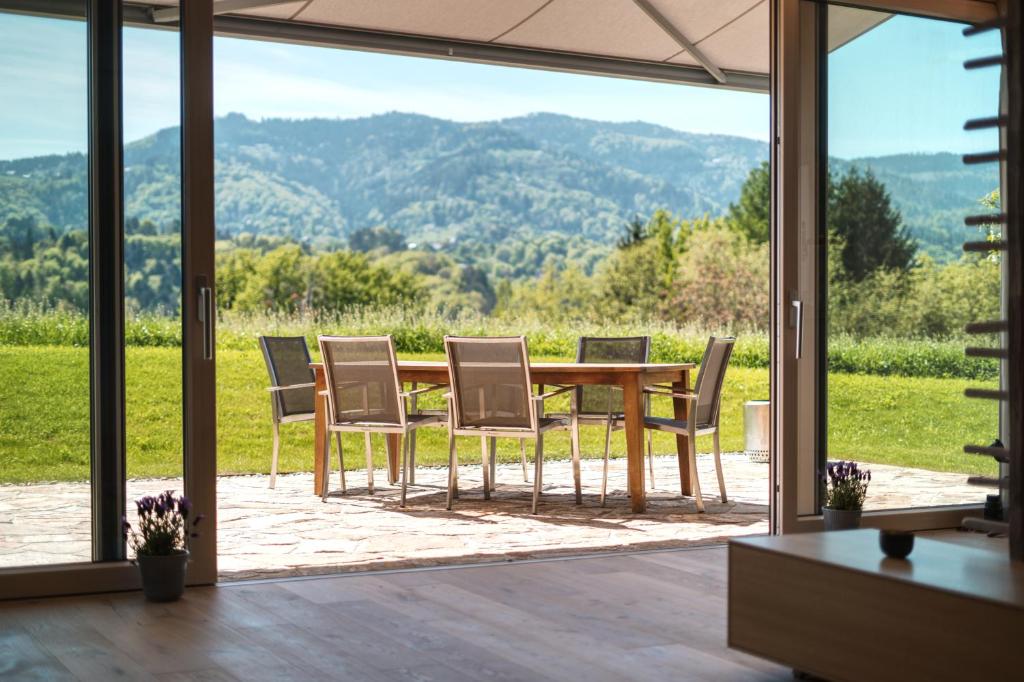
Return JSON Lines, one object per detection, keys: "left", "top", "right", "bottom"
{"left": 0, "top": 111, "right": 998, "bottom": 260}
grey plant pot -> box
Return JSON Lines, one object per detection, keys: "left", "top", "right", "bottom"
{"left": 823, "top": 507, "right": 862, "bottom": 531}
{"left": 137, "top": 550, "right": 189, "bottom": 602}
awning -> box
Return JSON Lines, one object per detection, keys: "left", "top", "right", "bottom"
{"left": 143, "top": 0, "right": 774, "bottom": 91}
{"left": 8, "top": 0, "right": 906, "bottom": 93}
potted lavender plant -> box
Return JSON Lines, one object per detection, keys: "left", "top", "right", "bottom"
{"left": 821, "top": 460, "right": 871, "bottom": 530}
{"left": 123, "top": 491, "right": 203, "bottom": 602}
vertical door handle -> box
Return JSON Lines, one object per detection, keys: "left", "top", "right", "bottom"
{"left": 198, "top": 285, "right": 214, "bottom": 360}
{"left": 791, "top": 298, "right": 803, "bottom": 360}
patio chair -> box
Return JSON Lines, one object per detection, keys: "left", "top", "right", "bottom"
{"left": 259, "top": 335, "right": 326, "bottom": 489}
{"left": 443, "top": 336, "right": 576, "bottom": 514}
{"left": 318, "top": 335, "right": 446, "bottom": 504}
{"left": 579, "top": 337, "right": 655, "bottom": 505}
{"left": 638, "top": 336, "right": 735, "bottom": 512}
{"left": 540, "top": 336, "right": 653, "bottom": 505}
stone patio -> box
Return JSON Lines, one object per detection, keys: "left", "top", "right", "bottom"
{"left": 0, "top": 454, "right": 988, "bottom": 579}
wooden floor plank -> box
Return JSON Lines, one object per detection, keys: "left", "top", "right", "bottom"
{"left": 0, "top": 547, "right": 787, "bottom": 681}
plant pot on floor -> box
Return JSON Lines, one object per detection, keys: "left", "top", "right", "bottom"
{"left": 137, "top": 550, "right": 189, "bottom": 602}
{"left": 823, "top": 507, "right": 862, "bottom": 531}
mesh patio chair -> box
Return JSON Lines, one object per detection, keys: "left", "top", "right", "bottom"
{"left": 636, "top": 336, "right": 735, "bottom": 512}
{"left": 318, "top": 335, "right": 446, "bottom": 504}
{"left": 259, "top": 336, "right": 324, "bottom": 489}
{"left": 576, "top": 337, "right": 654, "bottom": 506}
{"left": 443, "top": 336, "right": 576, "bottom": 514}
{"left": 540, "top": 336, "right": 653, "bottom": 505}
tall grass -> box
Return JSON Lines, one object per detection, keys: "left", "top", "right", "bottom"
{"left": 0, "top": 302, "right": 998, "bottom": 380}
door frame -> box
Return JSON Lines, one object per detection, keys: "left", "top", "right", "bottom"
{"left": 0, "top": 0, "right": 216, "bottom": 600}
{"left": 771, "top": 0, "right": 1001, "bottom": 533}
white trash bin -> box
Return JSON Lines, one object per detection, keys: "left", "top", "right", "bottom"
{"left": 744, "top": 400, "right": 770, "bottom": 463}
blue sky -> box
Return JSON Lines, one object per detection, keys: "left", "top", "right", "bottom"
{"left": 0, "top": 10, "right": 1001, "bottom": 161}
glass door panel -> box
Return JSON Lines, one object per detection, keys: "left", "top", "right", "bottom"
{"left": 0, "top": 5, "right": 91, "bottom": 566}
{"left": 123, "top": 24, "right": 184, "bottom": 515}
{"left": 820, "top": 5, "right": 1002, "bottom": 511}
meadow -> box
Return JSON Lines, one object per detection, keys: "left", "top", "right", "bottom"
{"left": 0, "top": 337, "right": 999, "bottom": 484}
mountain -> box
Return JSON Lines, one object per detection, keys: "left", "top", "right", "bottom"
{"left": 0, "top": 112, "right": 1000, "bottom": 264}
{"left": 831, "top": 152, "right": 999, "bottom": 258}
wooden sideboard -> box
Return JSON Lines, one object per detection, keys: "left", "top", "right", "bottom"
{"left": 729, "top": 530, "right": 1024, "bottom": 681}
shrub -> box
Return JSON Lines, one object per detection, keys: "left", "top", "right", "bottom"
{"left": 0, "top": 304, "right": 998, "bottom": 380}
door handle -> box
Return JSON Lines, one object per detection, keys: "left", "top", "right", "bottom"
{"left": 791, "top": 298, "right": 803, "bottom": 360}
{"left": 198, "top": 284, "right": 214, "bottom": 360}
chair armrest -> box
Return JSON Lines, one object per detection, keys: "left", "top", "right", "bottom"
{"left": 643, "top": 386, "right": 697, "bottom": 400}
{"left": 532, "top": 384, "right": 574, "bottom": 402}
{"left": 267, "top": 383, "right": 315, "bottom": 392}
{"left": 400, "top": 383, "right": 446, "bottom": 398}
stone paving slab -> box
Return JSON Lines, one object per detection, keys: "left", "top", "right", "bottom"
{"left": 0, "top": 454, "right": 990, "bottom": 579}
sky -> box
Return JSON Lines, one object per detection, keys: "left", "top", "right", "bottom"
{"left": 0, "top": 9, "right": 1002, "bottom": 161}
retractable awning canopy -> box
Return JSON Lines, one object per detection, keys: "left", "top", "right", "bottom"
{"left": 129, "top": 1, "right": 892, "bottom": 93}
{"left": 135, "top": 0, "right": 771, "bottom": 91}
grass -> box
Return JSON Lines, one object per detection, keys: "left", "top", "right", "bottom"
{"left": 0, "top": 345, "right": 999, "bottom": 484}
{"left": 0, "top": 304, "right": 1000, "bottom": 380}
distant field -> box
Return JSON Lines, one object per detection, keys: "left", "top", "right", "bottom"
{"left": 0, "top": 345, "right": 999, "bottom": 484}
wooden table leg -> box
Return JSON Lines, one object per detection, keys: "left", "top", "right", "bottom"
{"left": 386, "top": 434, "right": 401, "bottom": 485}
{"left": 673, "top": 373, "right": 693, "bottom": 496}
{"left": 623, "top": 374, "right": 647, "bottom": 513}
{"left": 313, "top": 367, "right": 327, "bottom": 495}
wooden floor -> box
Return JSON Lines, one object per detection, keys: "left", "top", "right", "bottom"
{"left": 0, "top": 546, "right": 788, "bottom": 681}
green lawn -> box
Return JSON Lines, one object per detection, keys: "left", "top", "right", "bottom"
{"left": 0, "top": 345, "right": 998, "bottom": 484}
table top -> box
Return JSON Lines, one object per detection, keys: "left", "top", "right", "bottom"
{"left": 732, "top": 530, "right": 1024, "bottom": 609}
{"left": 311, "top": 360, "right": 694, "bottom": 372}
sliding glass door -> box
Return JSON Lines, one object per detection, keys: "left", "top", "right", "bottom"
{"left": 0, "top": 4, "right": 92, "bottom": 568}
{"left": 0, "top": 0, "right": 216, "bottom": 598}
{"left": 774, "top": 0, "right": 1004, "bottom": 531}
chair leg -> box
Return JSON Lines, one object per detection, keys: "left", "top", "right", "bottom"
{"left": 401, "top": 430, "right": 411, "bottom": 507}
{"left": 409, "top": 429, "right": 417, "bottom": 485}
{"left": 647, "top": 430, "right": 655, "bottom": 489}
{"left": 409, "top": 384, "right": 417, "bottom": 485}
{"left": 600, "top": 416, "right": 614, "bottom": 507}
{"left": 446, "top": 431, "right": 457, "bottom": 510}
{"left": 480, "top": 437, "right": 491, "bottom": 500}
{"left": 270, "top": 420, "right": 280, "bottom": 489}
{"left": 321, "top": 429, "right": 332, "bottom": 502}
{"left": 489, "top": 437, "right": 497, "bottom": 492}
{"left": 335, "top": 432, "right": 346, "bottom": 493}
{"left": 537, "top": 435, "right": 544, "bottom": 488}
{"left": 713, "top": 430, "right": 727, "bottom": 503}
{"left": 364, "top": 432, "right": 374, "bottom": 495}
{"left": 570, "top": 419, "right": 582, "bottom": 505}
{"left": 687, "top": 430, "right": 704, "bottom": 512}
{"left": 532, "top": 434, "right": 544, "bottom": 514}
{"left": 519, "top": 440, "right": 529, "bottom": 482}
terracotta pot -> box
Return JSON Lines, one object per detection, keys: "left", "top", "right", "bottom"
{"left": 137, "top": 549, "right": 189, "bottom": 602}
{"left": 822, "top": 507, "right": 862, "bottom": 531}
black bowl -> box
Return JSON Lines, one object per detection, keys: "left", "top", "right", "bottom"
{"left": 879, "top": 530, "right": 914, "bottom": 559}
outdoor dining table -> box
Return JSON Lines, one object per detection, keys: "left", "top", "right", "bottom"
{"left": 309, "top": 361, "right": 695, "bottom": 513}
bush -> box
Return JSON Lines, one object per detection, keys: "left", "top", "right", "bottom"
{"left": 0, "top": 304, "right": 997, "bottom": 380}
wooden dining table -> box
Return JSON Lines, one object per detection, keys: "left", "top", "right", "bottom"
{"left": 309, "top": 360, "right": 695, "bottom": 513}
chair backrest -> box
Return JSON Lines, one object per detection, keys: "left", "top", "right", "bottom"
{"left": 444, "top": 336, "right": 535, "bottom": 431}
{"left": 318, "top": 335, "right": 404, "bottom": 427}
{"left": 692, "top": 336, "right": 735, "bottom": 428}
{"left": 576, "top": 336, "right": 651, "bottom": 416}
{"left": 259, "top": 336, "right": 315, "bottom": 418}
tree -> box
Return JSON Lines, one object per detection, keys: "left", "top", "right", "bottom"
{"left": 829, "top": 167, "right": 915, "bottom": 281}
{"left": 726, "top": 161, "right": 770, "bottom": 243}
{"left": 348, "top": 225, "right": 406, "bottom": 253}
{"left": 617, "top": 215, "right": 648, "bottom": 249}
{"left": 234, "top": 244, "right": 308, "bottom": 313}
